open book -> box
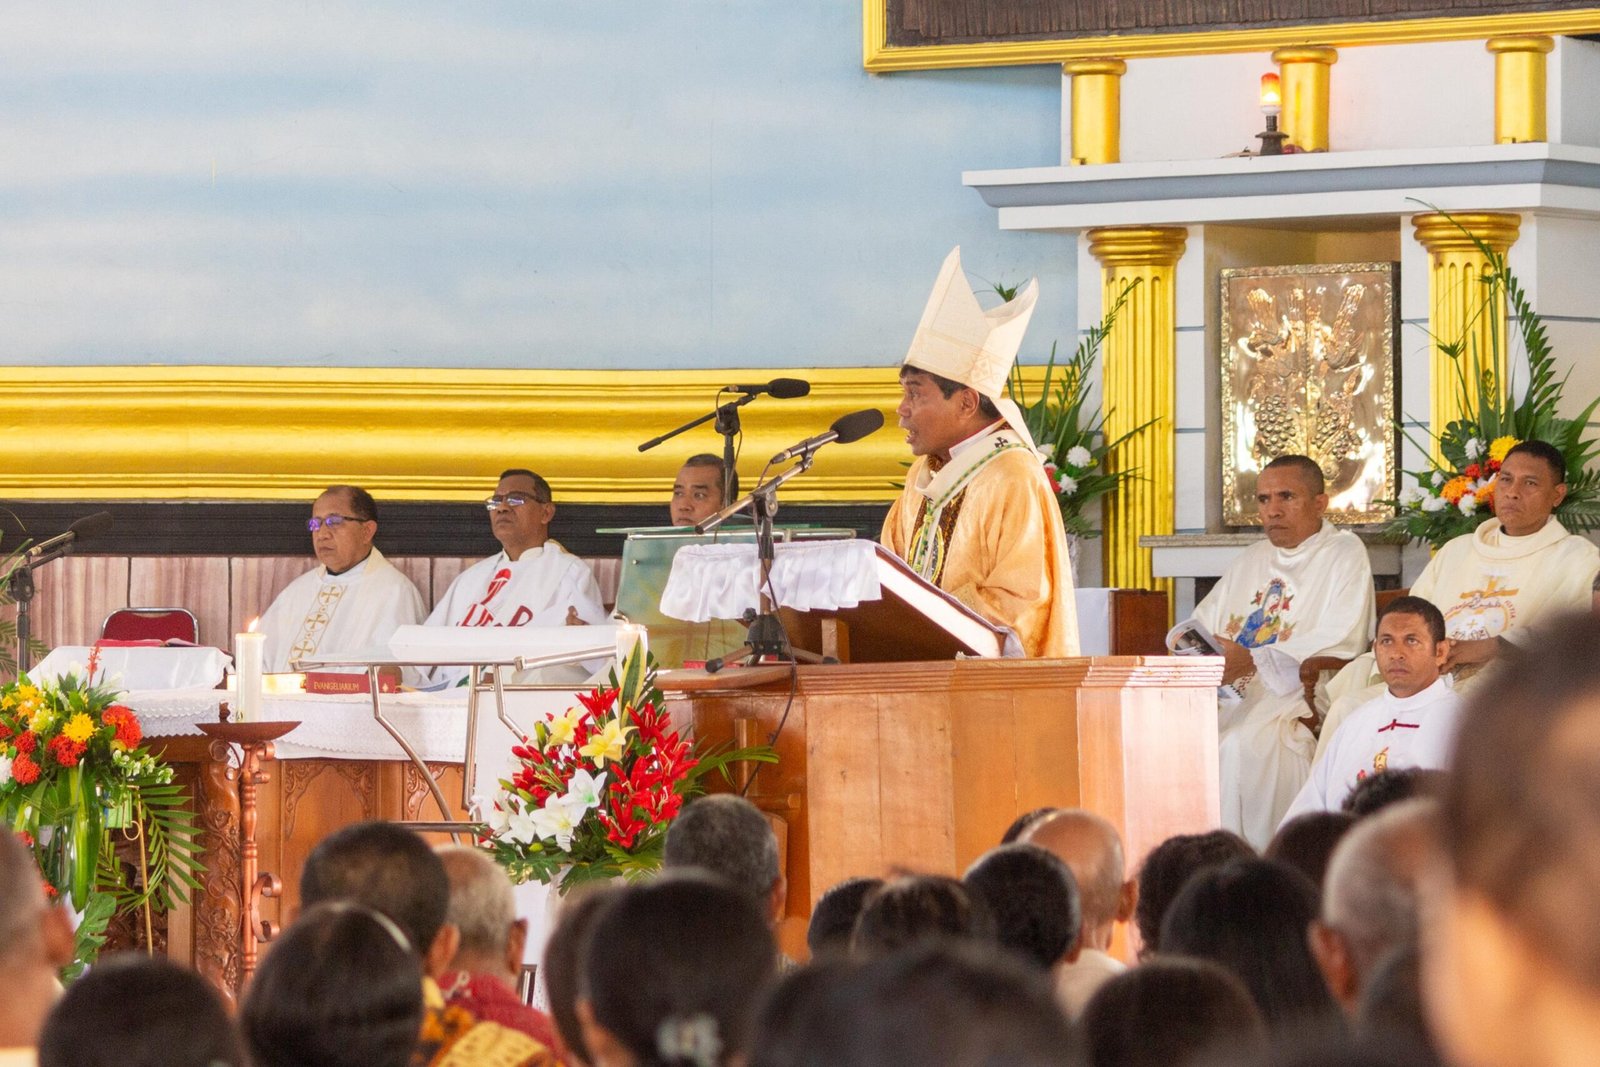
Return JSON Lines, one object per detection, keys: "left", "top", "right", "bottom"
{"left": 1166, "top": 617, "right": 1224, "bottom": 657}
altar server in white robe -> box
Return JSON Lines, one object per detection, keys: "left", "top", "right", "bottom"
{"left": 1315, "top": 440, "right": 1600, "bottom": 762}
{"left": 1282, "top": 596, "right": 1461, "bottom": 823}
{"left": 425, "top": 469, "right": 608, "bottom": 686}
{"left": 258, "top": 485, "right": 426, "bottom": 674}
{"left": 1174, "top": 455, "right": 1374, "bottom": 848}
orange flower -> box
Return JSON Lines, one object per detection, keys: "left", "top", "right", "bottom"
{"left": 1439, "top": 476, "right": 1472, "bottom": 504}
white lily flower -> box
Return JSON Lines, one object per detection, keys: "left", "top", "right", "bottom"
{"left": 505, "top": 809, "right": 540, "bottom": 845}
{"left": 530, "top": 796, "right": 582, "bottom": 851}
{"left": 1459, "top": 493, "right": 1478, "bottom": 515}
{"left": 564, "top": 769, "right": 608, "bottom": 812}
{"left": 1421, "top": 494, "right": 1448, "bottom": 513}
{"left": 1066, "top": 445, "right": 1093, "bottom": 468}
{"left": 484, "top": 802, "right": 511, "bottom": 834}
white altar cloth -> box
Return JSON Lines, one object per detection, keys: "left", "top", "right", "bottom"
{"left": 659, "top": 539, "right": 881, "bottom": 623}
{"left": 33, "top": 646, "right": 232, "bottom": 692}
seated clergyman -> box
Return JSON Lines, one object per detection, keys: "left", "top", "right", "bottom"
{"left": 257, "top": 484, "right": 426, "bottom": 672}
{"left": 671, "top": 454, "right": 725, "bottom": 528}
{"left": 1281, "top": 596, "right": 1461, "bottom": 824}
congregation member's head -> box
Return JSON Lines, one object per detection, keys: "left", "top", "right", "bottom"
{"left": 544, "top": 883, "right": 624, "bottom": 1067}
{"left": 1160, "top": 858, "right": 1336, "bottom": 1029}
{"left": 962, "top": 842, "right": 1081, "bottom": 972}
{"left": 300, "top": 820, "right": 456, "bottom": 976}
{"left": 39, "top": 953, "right": 244, "bottom": 1067}
{"left": 1134, "top": 829, "right": 1254, "bottom": 955}
{"left": 1255, "top": 454, "right": 1328, "bottom": 549}
{"left": 851, "top": 874, "right": 994, "bottom": 958}
{"left": 434, "top": 844, "right": 533, "bottom": 994}
{"left": 487, "top": 468, "right": 557, "bottom": 561}
{"left": 1373, "top": 596, "right": 1449, "bottom": 699}
{"left": 0, "top": 830, "right": 74, "bottom": 1054}
{"left": 671, "top": 454, "right": 724, "bottom": 528}
{"left": 1266, "top": 811, "right": 1358, "bottom": 891}
{"left": 753, "top": 941, "right": 1075, "bottom": 1067}
{"left": 1000, "top": 805, "right": 1061, "bottom": 844}
{"left": 1022, "top": 809, "right": 1138, "bottom": 954}
{"left": 805, "top": 877, "right": 883, "bottom": 961}
{"left": 1080, "top": 957, "right": 1267, "bottom": 1067}
{"left": 1309, "top": 799, "right": 1441, "bottom": 1015}
{"left": 1357, "top": 946, "right": 1445, "bottom": 1067}
{"left": 242, "top": 902, "right": 423, "bottom": 1067}
{"left": 1495, "top": 440, "right": 1567, "bottom": 537}
{"left": 1342, "top": 767, "right": 1448, "bottom": 817}
{"left": 308, "top": 484, "right": 379, "bottom": 575}
{"left": 663, "top": 794, "right": 785, "bottom": 929}
{"left": 579, "top": 872, "right": 775, "bottom": 1067}
{"left": 1426, "top": 613, "right": 1600, "bottom": 1067}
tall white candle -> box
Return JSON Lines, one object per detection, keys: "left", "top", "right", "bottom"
{"left": 615, "top": 623, "right": 648, "bottom": 667}
{"left": 235, "top": 629, "right": 264, "bottom": 723}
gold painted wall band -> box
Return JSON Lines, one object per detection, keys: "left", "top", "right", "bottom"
{"left": 1064, "top": 58, "right": 1127, "bottom": 165}
{"left": 1488, "top": 35, "right": 1553, "bottom": 144}
{"left": 1272, "top": 46, "right": 1337, "bottom": 152}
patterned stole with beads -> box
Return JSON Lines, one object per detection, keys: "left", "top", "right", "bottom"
{"left": 906, "top": 429, "right": 1029, "bottom": 585}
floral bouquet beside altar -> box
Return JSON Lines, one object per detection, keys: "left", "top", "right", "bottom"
{"left": 482, "top": 646, "right": 776, "bottom": 894}
{"left": 0, "top": 662, "right": 203, "bottom": 977}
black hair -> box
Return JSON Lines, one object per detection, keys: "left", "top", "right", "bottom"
{"left": 899, "top": 364, "right": 1002, "bottom": 420}
{"left": 962, "top": 843, "right": 1081, "bottom": 971}
{"left": 1504, "top": 439, "right": 1567, "bottom": 485}
{"left": 321, "top": 484, "right": 378, "bottom": 523}
{"left": 1266, "top": 811, "right": 1359, "bottom": 891}
{"left": 241, "top": 903, "right": 424, "bottom": 1067}
{"left": 1134, "top": 830, "right": 1255, "bottom": 952}
{"left": 544, "top": 883, "right": 624, "bottom": 1066}
{"left": 498, "top": 468, "right": 553, "bottom": 502}
{"left": 1341, "top": 768, "right": 1448, "bottom": 818}
{"left": 1263, "top": 454, "right": 1327, "bottom": 494}
{"left": 1159, "top": 858, "right": 1337, "bottom": 1029}
{"left": 40, "top": 953, "right": 246, "bottom": 1067}
{"left": 583, "top": 873, "right": 776, "bottom": 1067}
{"left": 1000, "top": 806, "right": 1061, "bottom": 845}
{"left": 682, "top": 454, "right": 724, "bottom": 469}
{"left": 851, "top": 874, "right": 995, "bottom": 959}
{"left": 299, "top": 820, "right": 448, "bottom": 955}
{"left": 1355, "top": 945, "right": 1444, "bottom": 1067}
{"left": 806, "top": 877, "right": 884, "bottom": 960}
{"left": 1376, "top": 595, "right": 1447, "bottom": 645}
{"left": 1081, "top": 957, "right": 1268, "bottom": 1067}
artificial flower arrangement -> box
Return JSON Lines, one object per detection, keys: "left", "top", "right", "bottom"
{"left": 1004, "top": 280, "right": 1152, "bottom": 538}
{"left": 0, "top": 654, "right": 203, "bottom": 976}
{"left": 482, "top": 644, "right": 775, "bottom": 894}
{"left": 1382, "top": 228, "right": 1600, "bottom": 549}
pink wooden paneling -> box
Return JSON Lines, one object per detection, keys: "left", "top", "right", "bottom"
{"left": 229, "top": 557, "right": 315, "bottom": 635}
{"left": 129, "top": 557, "right": 230, "bottom": 648}
{"left": 589, "top": 558, "right": 621, "bottom": 610}
{"left": 386, "top": 557, "right": 435, "bottom": 613}
{"left": 29, "top": 556, "right": 130, "bottom": 650}
{"left": 431, "top": 559, "right": 476, "bottom": 608}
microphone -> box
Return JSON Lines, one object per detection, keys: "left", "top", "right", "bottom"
{"left": 769, "top": 409, "right": 885, "bottom": 465}
{"left": 28, "top": 511, "right": 114, "bottom": 558}
{"left": 725, "top": 378, "right": 811, "bottom": 399}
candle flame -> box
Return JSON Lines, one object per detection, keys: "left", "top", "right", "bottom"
{"left": 247, "top": 616, "right": 260, "bottom": 633}
{"left": 1260, "top": 72, "right": 1282, "bottom": 113}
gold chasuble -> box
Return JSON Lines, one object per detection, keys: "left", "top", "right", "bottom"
{"left": 882, "top": 423, "right": 1079, "bottom": 658}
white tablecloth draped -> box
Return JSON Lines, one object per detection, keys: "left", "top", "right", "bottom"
{"left": 659, "top": 539, "right": 881, "bottom": 623}
{"left": 32, "top": 646, "right": 232, "bottom": 692}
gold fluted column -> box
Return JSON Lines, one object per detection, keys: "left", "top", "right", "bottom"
{"left": 1272, "top": 46, "right": 1337, "bottom": 152}
{"left": 1087, "top": 226, "right": 1187, "bottom": 594}
{"left": 1411, "top": 213, "right": 1522, "bottom": 458}
{"left": 1487, "top": 36, "right": 1554, "bottom": 144}
{"left": 1064, "top": 58, "right": 1127, "bottom": 164}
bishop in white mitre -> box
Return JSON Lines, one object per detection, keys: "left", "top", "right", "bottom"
{"left": 258, "top": 486, "right": 426, "bottom": 673}
{"left": 1282, "top": 596, "right": 1461, "bottom": 823}
{"left": 1175, "top": 455, "right": 1374, "bottom": 848}
{"left": 424, "top": 469, "right": 608, "bottom": 686}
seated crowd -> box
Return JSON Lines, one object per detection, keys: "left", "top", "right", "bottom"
{"left": 8, "top": 620, "right": 1600, "bottom": 1065}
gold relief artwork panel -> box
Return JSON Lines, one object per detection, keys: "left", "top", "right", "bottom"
{"left": 1220, "top": 263, "right": 1398, "bottom": 526}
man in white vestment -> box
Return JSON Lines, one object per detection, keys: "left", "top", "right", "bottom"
{"left": 257, "top": 485, "right": 426, "bottom": 673}
{"left": 1173, "top": 454, "right": 1374, "bottom": 848}
{"left": 1316, "top": 440, "right": 1600, "bottom": 760}
{"left": 1282, "top": 597, "right": 1461, "bottom": 823}
{"left": 425, "top": 469, "right": 607, "bottom": 686}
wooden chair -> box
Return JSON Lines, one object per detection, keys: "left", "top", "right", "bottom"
{"left": 1295, "top": 587, "right": 1409, "bottom": 737}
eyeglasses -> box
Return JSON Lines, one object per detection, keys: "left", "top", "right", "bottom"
{"left": 483, "top": 494, "right": 547, "bottom": 510}
{"left": 307, "top": 514, "right": 369, "bottom": 532}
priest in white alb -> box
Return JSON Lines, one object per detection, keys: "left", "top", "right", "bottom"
{"left": 1315, "top": 440, "right": 1600, "bottom": 761}
{"left": 880, "top": 247, "right": 1079, "bottom": 658}
{"left": 1282, "top": 596, "right": 1461, "bottom": 822}
{"left": 258, "top": 485, "right": 427, "bottom": 673}
{"left": 1172, "top": 454, "right": 1374, "bottom": 848}
{"left": 425, "top": 468, "right": 608, "bottom": 686}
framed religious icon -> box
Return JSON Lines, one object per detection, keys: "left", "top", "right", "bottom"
{"left": 1220, "top": 262, "right": 1399, "bottom": 527}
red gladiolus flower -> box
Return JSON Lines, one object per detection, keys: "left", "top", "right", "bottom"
{"left": 12, "top": 754, "right": 39, "bottom": 784}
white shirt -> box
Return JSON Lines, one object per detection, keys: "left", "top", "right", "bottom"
{"left": 257, "top": 547, "right": 426, "bottom": 672}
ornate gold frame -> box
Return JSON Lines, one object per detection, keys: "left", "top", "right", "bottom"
{"left": 863, "top": 5, "right": 1600, "bottom": 71}
{"left": 1219, "top": 263, "right": 1399, "bottom": 527}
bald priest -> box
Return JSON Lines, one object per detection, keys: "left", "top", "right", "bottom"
{"left": 880, "top": 248, "right": 1079, "bottom": 659}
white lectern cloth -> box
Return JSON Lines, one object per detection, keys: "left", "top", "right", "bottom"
{"left": 32, "top": 646, "right": 232, "bottom": 692}
{"left": 659, "top": 540, "right": 881, "bottom": 623}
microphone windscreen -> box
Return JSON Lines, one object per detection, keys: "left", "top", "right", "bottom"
{"left": 767, "top": 377, "right": 811, "bottom": 399}
{"left": 830, "top": 409, "right": 886, "bottom": 445}
{"left": 68, "top": 511, "right": 114, "bottom": 541}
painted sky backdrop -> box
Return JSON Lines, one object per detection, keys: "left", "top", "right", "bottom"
{"left": 0, "top": 2, "right": 1073, "bottom": 369}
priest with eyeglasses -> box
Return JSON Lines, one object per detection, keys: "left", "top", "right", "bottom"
{"left": 422, "top": 469, "right": 608, "bottom": 686}
{"left": 258, "top": 484, "right": 427, "bottom": 673}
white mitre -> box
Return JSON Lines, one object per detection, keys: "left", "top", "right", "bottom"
{"left": 903, "top": 246, "right": 1042, "bottom": 454}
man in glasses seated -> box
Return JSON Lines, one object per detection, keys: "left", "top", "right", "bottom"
{"left": 258, "top": 484, "right": 427, "bottom": 674}
{"left": 423, "top": 469, "right": 608, "bottom": 686}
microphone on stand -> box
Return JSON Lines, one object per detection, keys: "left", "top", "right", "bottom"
{"left": 769, "top": 409, "right": 885, "bottom": 466}
{"left": 724, "top": 378, "right": 811, "bottom": 399}
{"left": 27, "top": 511, "right": 113, "bottom": 558}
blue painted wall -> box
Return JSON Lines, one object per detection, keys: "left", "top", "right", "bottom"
{"left": 0, "top": 3, "right": 1073, "bottom": 369}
